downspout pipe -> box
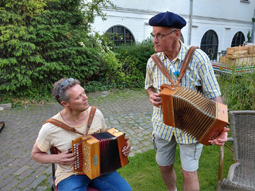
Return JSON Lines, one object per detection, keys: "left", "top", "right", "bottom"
{"left": 252, "top": 8, "right": 255, "bottom": 43}
{"left": 188, "top": 0, "right": 193, "bottom": 45}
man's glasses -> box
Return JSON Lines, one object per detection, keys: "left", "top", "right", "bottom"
{"left": 150, "top": 30, "right": 177, "bottom": 40}
{"left": 59, "top": 78, "right": 74, "bottom": 92}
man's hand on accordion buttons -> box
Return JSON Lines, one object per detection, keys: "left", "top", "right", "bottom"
{"left": 149, "top": 93, "right": 162, "bottom": 108}
{"left": 122, "top": 137, "right": 131, "bottom": 157}
{"left": 208, "top": 127, "right": 230, "bottom": 146}
{"left": 57, "top": 150, "right": 76, "bottom": 166}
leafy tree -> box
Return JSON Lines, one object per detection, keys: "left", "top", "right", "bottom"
{"left": 0, "top": 0, "right": 114, "bottom": 96}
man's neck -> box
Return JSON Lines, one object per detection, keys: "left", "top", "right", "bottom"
{"left": 60, "top": 109, "right": 88, "bottom": 126}
{"left": 164, "top": 40, "right": 181, "bottom": 61}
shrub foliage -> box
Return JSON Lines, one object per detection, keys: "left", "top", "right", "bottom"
{"left": 112, "top": 39, "right": 155, "bottom": 88}
{"left": 218, "top": 72, "right": 255, "bottom": 110}
{"left": 0, "top": 0, "right": 155, "bottom": 102}
{"left": 0, "top": 0, "right": 114, "bottom": 96}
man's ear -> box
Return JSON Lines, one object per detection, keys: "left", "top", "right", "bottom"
{"left": 61, "top": 101, "right": 69, "bottom": 107}
{"left": 174, "top": 29, "right": 180, "bottom": 41}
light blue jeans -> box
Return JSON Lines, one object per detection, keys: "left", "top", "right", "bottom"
{"left": 58, "top": 171, "right": 132, "bottom": 191}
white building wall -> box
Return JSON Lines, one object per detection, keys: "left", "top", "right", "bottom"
{"left": 193, "top": 0, "right": 252, "bottom": 21}
{"left": 107, "top": 0, "right": 190, "bottom": 14}
{"left": 92, "top": 0, "right": 255, "bottom": 57}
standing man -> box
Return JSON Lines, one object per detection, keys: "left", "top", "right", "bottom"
{"left": 31, "top": 78, "right": 132, "bottom": 191}
{"left": 145, "top": 12, "right": 229, "bottom": 191}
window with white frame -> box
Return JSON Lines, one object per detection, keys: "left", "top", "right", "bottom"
{"left": 106, "top": 26, "right": 135, "bottom": 46}
{"left": 231, "top": 32, "right": 245, "bottom": 47}
{"left": 200, "top": 30, "right": 219, "bottom": 61}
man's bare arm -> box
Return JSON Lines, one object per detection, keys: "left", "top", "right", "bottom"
{"left": 211, "top": 96, "right": 224, "bottom": 104}
{"left": 31, "top": 143, "right": 76, "bottom": 166}
{"left": 146, "top": 87, "right": 162, "bottom": 108}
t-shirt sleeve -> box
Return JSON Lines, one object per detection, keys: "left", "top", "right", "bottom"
{"left": 35, "top": 123, "right": 53, "bottom": 152}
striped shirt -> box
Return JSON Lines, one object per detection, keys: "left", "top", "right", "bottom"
{"left": 145, "top": 41, "right": 221, "bottom": 144}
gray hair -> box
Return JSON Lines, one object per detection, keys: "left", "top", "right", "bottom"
{"left": 52, "top": 78, "right": 81, "bottom": 105}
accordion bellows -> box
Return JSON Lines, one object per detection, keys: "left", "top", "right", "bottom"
{"left": 72, "top": 128, "right": 129, "bottom": 179}
{"left": 160, "top": 84, "right": 228, "bottom": 146}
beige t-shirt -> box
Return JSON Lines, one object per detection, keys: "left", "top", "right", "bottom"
{"left": 35, "top": 107, "right": 107, "bottom": 185}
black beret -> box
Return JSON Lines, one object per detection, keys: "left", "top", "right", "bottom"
{"left": 149, "top": 11, "right": 186, "bottom": 29}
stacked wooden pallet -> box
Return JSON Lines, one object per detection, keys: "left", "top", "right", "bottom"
{"left": 219, "top": 45, "right": 255, "bottom": 66}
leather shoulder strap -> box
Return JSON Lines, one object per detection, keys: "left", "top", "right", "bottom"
{"left": 45, "top": 106, "right": 97, "bottom": 136}
{"left": 44, "top": 118, "right": 85, "bottom": 136}
{"left": 85, "top": 106, "right": 97, "bottom": 136}
{"left": 176, "top": 46, "right": 199, "bottom": 85}
{"left": 151, "top": 54, "right": 175, "bottom": 85}
{"left": 151, "top": 46, "right": 199, "bottom": 86}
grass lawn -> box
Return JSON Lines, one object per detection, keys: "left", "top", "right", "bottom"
{"left": 118, "top": 142, "right": 233, "bottom": 191}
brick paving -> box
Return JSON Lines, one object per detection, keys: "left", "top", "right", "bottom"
{"left": 0, "top": 89, "right": 154, "bottom": 191}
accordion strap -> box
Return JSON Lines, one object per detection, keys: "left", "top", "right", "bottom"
{"left": 44, "top": 106, "right": 97, "bottom": 136}
{"left": 85, "top": 106, "right": 97, "bottom": 136}
{"left": 151, "top": 46, "right": 199, "bottom": 86}
{"left": 151, "top": 54, "right": 175, "bottom": 85}
{"left": 45, "top": 118, "right": 85, "bottom": 136}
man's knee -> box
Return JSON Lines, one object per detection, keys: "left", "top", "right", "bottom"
{"left": 159, "top": 164, "right": 174, "bottom": 173}
{"left": 181, "top": 168, "right": 198, "bottom": 180}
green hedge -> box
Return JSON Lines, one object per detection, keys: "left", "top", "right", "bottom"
{"left": 0, "top": 0, "right": 155, "bottom": 100}
{"left": 0, "top": 0, "right": 115, "bottom": 97}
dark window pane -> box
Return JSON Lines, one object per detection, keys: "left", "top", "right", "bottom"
{"left": 200, "top": 30, "right": 218, "bottom": 60}
{"left": 105, "top": 26, "right": 135, "bottom": 46}
{"left": 231, "top": 32, "right": 245, "bottom": 47}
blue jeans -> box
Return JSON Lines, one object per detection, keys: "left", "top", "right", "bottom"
{"left": 58, "top": 171, "right": 132, "bottom": 191}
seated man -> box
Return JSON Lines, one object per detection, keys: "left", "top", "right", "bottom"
{"left": 31, "top": 78, "right": 132, "bottom": 191}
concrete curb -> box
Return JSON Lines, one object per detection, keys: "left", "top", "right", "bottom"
{"left": 0, "top": 103, "right": 12, "bottom": 111}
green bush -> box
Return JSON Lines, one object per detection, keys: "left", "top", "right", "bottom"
{"left": 113, "top": 39, "right": 155, "bottom": 77}
{"left": 83, "top": 38, "right": 155, "bottom": 91}
{"left": 0, "top": 0, "right": 155, "bottom": 102}
{"left": 0, "top": 0, "right": 114, "bottom": 97}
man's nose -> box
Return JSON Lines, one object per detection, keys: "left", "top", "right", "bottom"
{"left": 153, "top": 37, "right": 159, "bottom": 43}
{"left": 83, "top": 94, "right": 88, "bottom": 100}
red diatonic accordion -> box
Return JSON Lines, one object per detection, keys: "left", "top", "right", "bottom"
{"left": 160, "top": 84, "right": 228, "bottom": 146}
{"left": 72, "top": 128, "right": 129, "bottom": 179}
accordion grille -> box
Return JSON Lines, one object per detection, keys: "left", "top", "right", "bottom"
{"left": 173, "top": 87, "right": 217, "bottom": 140}
{"left": 83, "top": 143, "right": 91, "bottom": 173}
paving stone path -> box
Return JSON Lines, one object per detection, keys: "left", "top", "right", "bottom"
{"left": 0, "top": 89, "right": 154, "bottom": 191}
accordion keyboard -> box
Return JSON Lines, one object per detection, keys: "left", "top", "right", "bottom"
{"left": 73, "top": 143, "right": 83, "bottom": 170}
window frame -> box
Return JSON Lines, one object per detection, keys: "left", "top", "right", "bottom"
{"left": 200, "top": 30, "right": 219, "bottom": 61}
{"left": 231, "top": 31, "right": 245, "bottom": 47}
{"left": 106, "top": 26, "right": 135, "bottom": 46}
